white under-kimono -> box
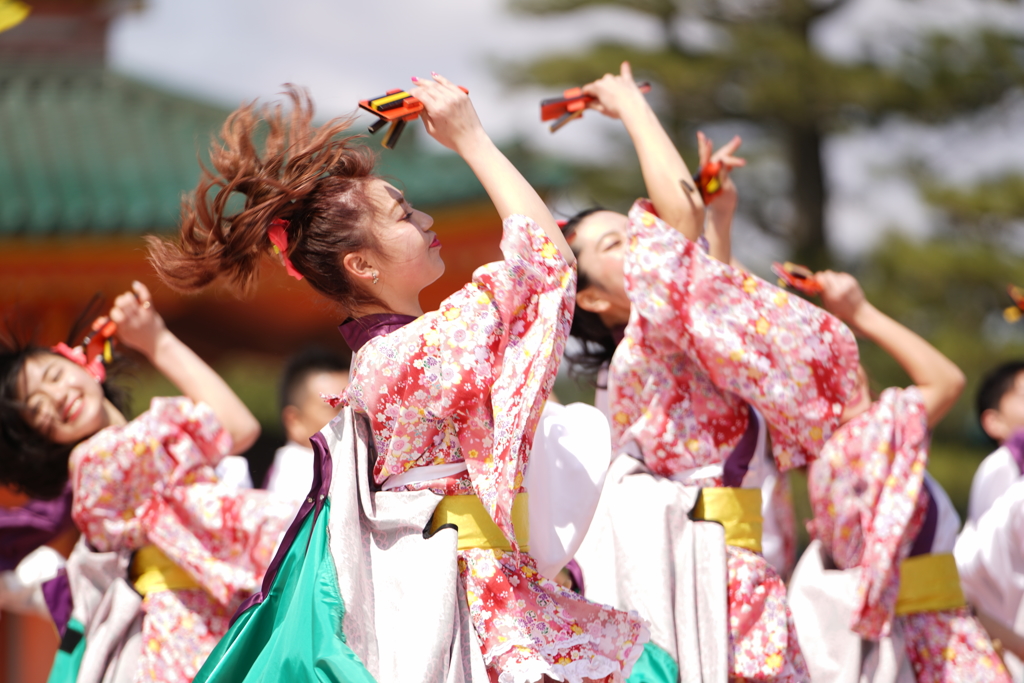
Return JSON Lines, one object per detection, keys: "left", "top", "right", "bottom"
{"left": 956, "top": 477, "right": 1024, "bottom": 682}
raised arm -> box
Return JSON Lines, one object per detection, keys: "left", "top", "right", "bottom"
{"left": 413, "top": 74, "right": 574, "bottom": 266}
{"left": 817, "top": 271, "right": 966, "bottom": 427}
{"left": 110, "top": 282, "right": 261, "bottom": 451}
{"left": 581, "top": 62, "right": 704, "bottom": 240}
{"left": 698, "top": 131, "right": 745, "bottom": 264}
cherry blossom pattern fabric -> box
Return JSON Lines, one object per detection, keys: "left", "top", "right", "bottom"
{"left": 606, "top": 200, "right": 860, "bottom": 681}
{"left": 71, "top": 397, "right": 294, "bottom": 683}
{"left": 342, "top": 215, "right": 648, "bottom": 683}
{"left": 808, "top": 387, "right": 1009, "bottom": 682}
{"left": 609, "top": 199, "right": 859, "bottom": 483}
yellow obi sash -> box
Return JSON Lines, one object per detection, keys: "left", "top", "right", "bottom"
{"left": 692, "top": 487, "right": 763, "bottom": 554}
{"left": 895, "top": 553, "right": 966, "bottom": 616}
{"left": 429, "top": 493, "right": 530, "bottom": 552}
{"left": 130, "top": 546, "right": 199, "bottom": 597}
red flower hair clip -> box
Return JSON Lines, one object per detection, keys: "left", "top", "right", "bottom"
{"left": 268, "top": 218, "right": 304, "bottom": 281}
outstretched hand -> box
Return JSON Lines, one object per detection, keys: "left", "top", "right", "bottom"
{"left": 411, "top": 73, "right": 487, "bottom": 155}
{"left": 581, "top": 61, "right": 647, "bottom": 120}
{"left": 109, "top": 281, "right": 167, "bottom": 360}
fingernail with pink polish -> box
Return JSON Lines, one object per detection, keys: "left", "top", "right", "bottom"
{"left": 431, "top": 71, "right": 439, "bottom": 77}
{"left": 411, "top": 76, "right": 419, "bottom": 82}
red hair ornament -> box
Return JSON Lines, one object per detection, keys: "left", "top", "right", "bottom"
{"left": 268, "top": 219, "right": 304, "bottom": 281}
{"left": 51, "top": 317, "right": 117, "bottom": 383}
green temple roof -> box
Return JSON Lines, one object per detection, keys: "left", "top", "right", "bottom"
{"left": 0, "top": 66, "right": 568, "bottom": 237}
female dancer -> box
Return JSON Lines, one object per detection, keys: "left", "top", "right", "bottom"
{"left": 148, "top": 76, "right": 647, "bottom": 682}
{"left": 562, "top": 62, "right": 860, "bottom": 681}
{"left": 792, "top": 271, "right": 1009, "bottom": 683}
{"left": 0, "top": 283, "right": 299, "bottom": 682}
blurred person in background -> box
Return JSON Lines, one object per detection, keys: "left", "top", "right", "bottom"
{"left": 0, "top": 283, "right": 298, "bottom": 683}
{"left": 263, "top": 346, "right": 349, "bottom": 500}
{"left": 954, "top": 361, "right": 1024, "bottom": 682}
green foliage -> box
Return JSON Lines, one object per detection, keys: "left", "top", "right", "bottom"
{"left": 508, "top": 0, "right": 1024, "bottom": 259}
{"left": 856, "top": 233, "right": 1024, "bottom": 440}
{"left": 922, "top": 174, "right": 1024, "bottom": 231}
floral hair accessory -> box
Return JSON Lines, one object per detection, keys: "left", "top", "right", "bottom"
{"left": 268, "top": 218, "right": 304, "bottom": 281}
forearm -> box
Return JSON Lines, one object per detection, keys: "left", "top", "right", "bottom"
{"left": 458, "top": 135, "right": 574, "bottom": 265}
{"left": 705, "top": 210, "right": 733, "bottom": 264}
{"left": 619, "top": 103, "right": 704, "bottom": 240}
{"left": 147, "top": 330, "right": 260, "bottom": 451}
{"left": 850, "top": 303, "right": 965, "bottom": 425}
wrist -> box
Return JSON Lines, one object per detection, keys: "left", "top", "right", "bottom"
{"left": 453, "top": 128, "right": 494, "bottom": 160}
{"left": 847, "top": 301, "right": 880, "bottom": 335}
{"left": 146, "top": 327, "right": 178, "bottom": 366}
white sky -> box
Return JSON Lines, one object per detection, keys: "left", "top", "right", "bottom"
{"left": 108, "top": 0, "right": 1024, "bottom": 259}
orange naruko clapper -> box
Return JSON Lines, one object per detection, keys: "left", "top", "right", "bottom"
{"left": 693, "top": 160, "right": 724, "bottom": 205}
{"left": 359, "top": 86, "right": 469, "bottom": 149}
{"left": 771, "top": 262, "right": 823, "bottom": 297}
{"left": 540, "top": 82, "right": 651, "bottom": 132}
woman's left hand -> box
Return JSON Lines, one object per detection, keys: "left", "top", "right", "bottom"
{"left": 109, "top": 281, "right": 167, "bottom": 360}
{"left": 412, "top": 73, "right": 488, "bottom": 155}
{"left": 699, "top": 131, "right": 745, "bottom": 218}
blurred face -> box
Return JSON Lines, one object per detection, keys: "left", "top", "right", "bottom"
{"left": 367, "top": 180, "right": 443, "bottom": 296}
{"left": 284, "top": 370, "right": 349, "bottom": 444}
{"left": 981, "top": 370, "right": 1024, "bottom": 442}
{"left": 571, "top": 211, "right": 632, "bottom": 327}
{"left": 18, "top": 352, "right": 110, "bottom": 445}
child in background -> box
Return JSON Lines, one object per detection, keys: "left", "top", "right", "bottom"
{"left": 0, "top": 283, "right": 296, "bottom": 683}
{"left": 263, "top": 346, "right": 349, "bottom": 500}
{"left": 791, "top": 271, "right": 1008, "bottom": 683}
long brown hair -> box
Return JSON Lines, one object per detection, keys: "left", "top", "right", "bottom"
{"left": 147, "top": 86, "right": 381, "bottom": 314}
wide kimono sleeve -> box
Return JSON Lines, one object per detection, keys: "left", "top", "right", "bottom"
{"left": 622, "top": 199, "right": 859, "bottom": 469}
{"left": 353, "top": 214, "right": 576, "bottom": 550}
{"left": 70, "top": 397, "right": 232, "bottom": 554}
{"left": 807, "top": 387, "right": 930, "bottom": 640}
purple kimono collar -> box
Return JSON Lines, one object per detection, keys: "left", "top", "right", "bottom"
{"left": 338, "top": 313, "right": 419, "bottom": 353}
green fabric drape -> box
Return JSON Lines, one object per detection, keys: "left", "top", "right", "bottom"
{"left": 627, "top": 641, "right": 679, "bottom": 683}
{"left": 193, "top": 499, "right": 376, "bottom": 683}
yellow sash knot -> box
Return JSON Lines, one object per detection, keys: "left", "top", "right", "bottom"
{"left": 895, "top": 553, "right": 966, "bottom": 616}
{"left": 130, "top": 546, "right": 199, "bottom": 596}
{"left": 429, "top": 493, "right": 530, "bottom": 551}
{"left": 692, "top": 487, "right": 763, "bottom": 554}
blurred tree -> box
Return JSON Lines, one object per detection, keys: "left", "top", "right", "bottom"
{"left": 510, "top": 0, "right": 1024, "bottom": 265}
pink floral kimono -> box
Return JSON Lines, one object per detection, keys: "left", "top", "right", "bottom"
{"left": 341, "top": 214, "right": 648, "bottom": 683}
{"left": 607, "top": 200, "right": 860, "bottom": 681}
{"left": 71, "top": 398, "right": 294, "bottom": 683}
{"left": 806, "top": 386, "right": 1009, "bottom": 683}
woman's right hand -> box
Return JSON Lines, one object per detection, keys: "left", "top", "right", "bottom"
{"left": 816, "top": 270, "right": 869, "bottom": 325}
{"left": 581, "top": 61, "right": 648, "bottom": 120}
{"left": 412, "top": 73, "right": 489, "bottom": 156}
{"left": 109, "top": 281, "right": 169, "bottom": 361}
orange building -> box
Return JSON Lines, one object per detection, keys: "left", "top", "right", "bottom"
{"left": 0, "top": 1, "right": 567, "bottom": 680}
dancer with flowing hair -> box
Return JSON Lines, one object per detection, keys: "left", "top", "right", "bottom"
{"left": 0, "top": 284, "right": 298, "bottom": 683}
{"left": 149, "top": 75, "right": 648, "bottom": 683}
{"left": 557, "top": 62, "right": 861, "bottom": 682}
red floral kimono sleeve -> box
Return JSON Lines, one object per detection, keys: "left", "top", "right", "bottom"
{"left": 352, "top": 214, "right": 576, "bottom": 550}
{"left": 622, "top": 199, "right": 859, "bottom": 469}
{"left": 808, "top": 386, "right": 930, "bottom": 639}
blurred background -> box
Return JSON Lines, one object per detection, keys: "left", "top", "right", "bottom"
{"left": 2, "top": 0, "right": 1024, "bottom": 679}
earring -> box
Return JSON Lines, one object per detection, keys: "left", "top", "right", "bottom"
{"left": 372, "top": 272, "right": 379, "bottom": 285}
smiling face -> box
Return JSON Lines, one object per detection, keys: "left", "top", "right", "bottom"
{"left": 18, "top": 352, "right": 110, "bottom": 445}
{"left": 570, "top": 210, "right": 633, "bottom": 327}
